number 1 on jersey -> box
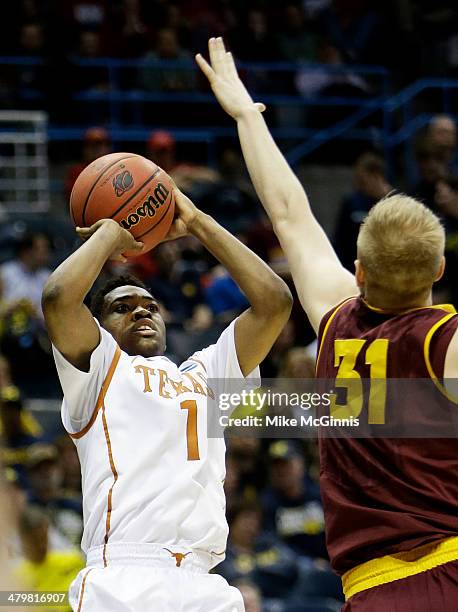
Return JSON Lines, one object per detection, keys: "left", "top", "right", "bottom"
{"left": 181, "top": 400, "right": 200, "bottom": 460}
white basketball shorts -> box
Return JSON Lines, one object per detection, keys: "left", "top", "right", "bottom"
{"left": 69, "top": 543, "right": 244, "bottom": 612}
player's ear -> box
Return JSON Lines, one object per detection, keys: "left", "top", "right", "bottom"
{"left": 434, "top": 255, "right": 446, "bottom": 282}
{"left": 354, "top": 260, "right": 365, "bottom": 287}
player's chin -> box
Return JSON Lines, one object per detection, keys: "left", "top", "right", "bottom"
{"left": 132, "top": 336, "right": 164, "bottom": 357}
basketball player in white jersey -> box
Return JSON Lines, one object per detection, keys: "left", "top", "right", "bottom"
{"left": 42, "top": 187, "right": 292, "bottom": 611}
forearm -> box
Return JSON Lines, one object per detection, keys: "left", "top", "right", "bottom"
{"left": 43, "top": 222, "right": 120, "bottom": 307}
{"left": 189, "top": 212, "right": 291, "bottom": 313}
{"left": 236, "top": 107, "right": 342, "bottom": 266}
{"left": 236, "top": 107, "right": 310, "bottom": 225}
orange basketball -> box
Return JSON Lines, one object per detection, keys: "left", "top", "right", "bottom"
{"left": 70, "top": 152, "right": 175, "bottom": 256}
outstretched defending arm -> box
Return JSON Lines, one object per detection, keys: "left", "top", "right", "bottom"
{"left": 196, "top": 38, "right": 357, "bottom": 333}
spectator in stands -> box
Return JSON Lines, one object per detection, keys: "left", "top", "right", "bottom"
{"left": 320, "top": 0, "right": 382, "bottom": 64}
{"left": 231, "top": 10, "right": 278, "bottom": 62}
{"left": 146, "top": 130, "right": 219, "bottom": 191}
{"left": 2, "top": 1, "right": 40, "bottom": 53}
{"left": 172, "top": 239, "right": 214, "bottom": 332}
{"left": 15, "top": 505, "right": 84, "bottom": 609}
{"left": 54, "top": 435, "right": 82, "bottom": 504}
{"left": 0, "top": 356, "right": 44, "bottom": 458}
{"left": 0, "top": 353, "right": 12, "bottom": 388}
{"left": 204, "top": 265, "right": 249, "bottom": 323}
{"left": 25, "top": 443, "right": 62, "bottom": 506}
{"left": 304, "top": 439, "right": 321, "bottom": 486}
{"left": 146, "top": 130, "right": 176, "bottom": 173}
{"left": 295, "top": 39, "right": 370, "bottom": 101}
{"left": 107, "top": 0, "right": 148, "bottom": 58}
{"left": 23, "top": 1, "right": 42, "bottom": 25}
{"left": 140, "top": 28, "right": 195, "bottom": 92}
{"left": 245, "top": 214, "right": 288, "bottom": 276}
{"left": 25, "top": 443, "right": 83, "bottom": 548}
{"left": 218, "top": 147, "right": 252, "bottom": 193}
{"left": 334, "top": 152, "right": 391, "bottom": 271}
{"left": 261, "top": 319, "right": 297, "bottom": 378}
{"left": 0, "top": 465, "right": 24, "bottom": 590}
{"left": 158, "top": 3, "right": 193, "bottom": 54}
{"left": 436, "top": 174, "right": 458, "bottom": 222}
{"left": 262, "top": 441, "right": 327, "bottom": 560}
{"left": 16, "top": 18, "right": 46, "bottom": 100}
{"left": 224, "top": 452, "right": 243, "bottom": 516}
{"left": 277, "top": 4, "right": 318, "bottom": 62}
{"left": 3, "top": 466, "right": 28, "bottom": 560}
{"left": 0, "top": 387, "right": 42, "bottom": 482}
{"left": 227, "top": 437, "right": 265, "bottom": 496}
{"left": 434, "top": 175, "right": 458, "bottom": 302}
{"left": 197, "top": 180, "right": 259, "bottom": 233}
{"left": 0, "top": 232, "right": 51, "bottom": 314}
{"left": 65, "top": 127, "right": 111, "bottom": 200}
{"left": 71, "top": 29, "right": 109, "bottom": 93}
{"left": 0, "top": 307, "right": 58, "bottom": 398}
{"left": 218, "top": 499, "right": 298, "bottom": 599}
{"left": 278, "top": 347, "right": 316, "bottom": 379}
{"left": 0, "top": 235, "right": 59, "bottom": 397}
{"left": 427, "top": 115, "right": 457, "bottom": 168}
{"left": 411, "top": 137, "right": 448, "bottom": 211}
{"left": 18, "top": 21, "right": 44, "bottom": 54}
{"left": 60, "top": 1, "right": 107, "bottom": 30}
{"left": 5, "top": 466, "right": 27, "bottom": 517}
{"left": 232, "top": 578, "right": 263, "bottom": 612}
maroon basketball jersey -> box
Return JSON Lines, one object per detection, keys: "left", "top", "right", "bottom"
{"left": 316, "top": 296, "right": 458, "bottom": 574}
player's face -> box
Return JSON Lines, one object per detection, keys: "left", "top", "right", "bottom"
{"left": 101, "top": 285, "right": 166, "bottom": 357}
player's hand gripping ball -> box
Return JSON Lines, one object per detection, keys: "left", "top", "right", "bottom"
{"left": 70, "top": 152, "right": 176, "bottom": 256}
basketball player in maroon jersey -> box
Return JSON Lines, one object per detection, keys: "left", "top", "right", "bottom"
{"left": 198, "top": 38, "right": 458, "bottom": 610}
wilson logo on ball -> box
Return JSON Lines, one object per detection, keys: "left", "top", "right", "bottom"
{"left": 113, "top": 170, "right": 134, "bottom": 197}
{"left": 119, "top": 183, "right": 169, "bottom": 230}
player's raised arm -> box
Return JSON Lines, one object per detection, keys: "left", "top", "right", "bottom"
{"left": 196, "top": 38, "right": 357, "bottom": 333}
{"left": 42, "top": 220, "right": 143, "bottom": 371}
{"left": 170, "top": 188, "right": 292, "bottom": 376}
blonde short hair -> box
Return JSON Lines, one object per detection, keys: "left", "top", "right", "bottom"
{"left": 357, "top": 194, "right": 445, "bottom": 300}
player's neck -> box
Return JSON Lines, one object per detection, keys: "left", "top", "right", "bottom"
{"left": 362, "top": 289, "right": 432, "bottom": 313}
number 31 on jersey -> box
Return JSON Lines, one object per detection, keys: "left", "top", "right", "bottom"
{"left": 330, "top": 338, "right": 389, "bottom": 424}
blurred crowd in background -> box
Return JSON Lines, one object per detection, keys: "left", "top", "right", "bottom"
{"left": 1, "top": 2, "right": 458, "bottom": 612}
{"left": 1, "top": 0, "right": 458, "bottom": 132}
{"left": 2, "top": 0, "right": 458, "bottom": 93}
{"left": 2, "top": 124, "right": 458, "bottom": 610}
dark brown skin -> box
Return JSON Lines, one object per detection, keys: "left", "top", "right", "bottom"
{"left": 100, "top": 285, "right": 166, "bottom": 357}
{"left": 42, "top": 187, "right": 292, "bottom": 373}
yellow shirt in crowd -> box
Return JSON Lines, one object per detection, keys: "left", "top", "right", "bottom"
{"left": 15, "top": 551, "right": 85, "bottom": 611}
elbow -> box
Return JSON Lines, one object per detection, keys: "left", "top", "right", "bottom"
{"left": 265, "top": 279, "right": 293, "bottom": 321}
{"left": 277, "top": 282, "right": 294, "bottom": 319}
{"left": 263, "top": 199, "right": 290, "bottom": 228}
{"left": 271, "top": 213, "right": 294, "bottom": 238}
{"left": 268, "top": 184, "right": 307, "bottom": 229}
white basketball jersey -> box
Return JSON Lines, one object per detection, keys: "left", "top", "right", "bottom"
{"left": 52, "top": 319, "right": 259, "bottom": 568}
